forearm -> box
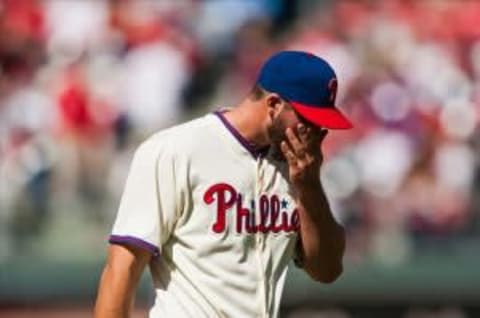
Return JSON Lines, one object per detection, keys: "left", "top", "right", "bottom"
{"left": 280, "top": 124, "right": 344, "bottom": 282}
{"left": 94, "top": 264, "right": 135, "bottom": 318}
{"left": 296, "top": 181, "right": 345, "bottom": 282}
{"left": 94, "top": 245, "right": 150, "bottom": 318}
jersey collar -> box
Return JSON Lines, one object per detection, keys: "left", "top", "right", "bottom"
{"left": 214, "top": 111, "right": 269, "bottom": 159}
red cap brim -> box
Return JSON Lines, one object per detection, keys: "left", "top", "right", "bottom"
{"left": 291, "top": 102, "right": 353, "bottom": 129}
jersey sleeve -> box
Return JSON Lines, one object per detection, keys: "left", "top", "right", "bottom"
{"left": 109, "top": 137, "right": 182, "bottom": 257}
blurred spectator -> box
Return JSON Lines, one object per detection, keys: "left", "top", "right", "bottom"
{"left": 211, "top": 17, "right": 276, "bottom": 108}
{"left": 0, "top": 82, "right": 55, "bottom": 251}
{"left": 194, "top": 0, "right": 269, "bottom": 56}
{"left": 44, "top": 0, "right": 109, "bottom": 62}
{"left": 54, "top": 61, "right": 117, "bottom": 214}
{"left": 109, "top": 0, "right": 196, "bottom": 135}
{"left": 0, "top": 0, "right": 53, "bottom": 252}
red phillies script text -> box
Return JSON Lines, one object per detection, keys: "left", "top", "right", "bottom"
{"left": 203, "top": 183, "right": 299, "bottom": 234}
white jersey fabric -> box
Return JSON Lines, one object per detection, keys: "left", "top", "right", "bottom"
{"left": 110, "top": 112, "right": 300, "bottom": 317}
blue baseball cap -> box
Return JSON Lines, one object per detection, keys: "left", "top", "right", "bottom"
{"left": 256, "top": 51, "right": 353, "bottom": 129}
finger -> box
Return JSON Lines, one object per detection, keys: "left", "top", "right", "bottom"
{"left": 300, "top": 126, "right": 321, "bottom": 151}
{"left": 303, "top": 127, "right": 324, "bottom": 158}
{"left": 285, "top": 127, "right": 306, "bottom": 158}
{"left": 281, "top": 141, "right": 297, "bottom": 165}
{"left": 297, "top": 123, "right": 308, "bottom": 144}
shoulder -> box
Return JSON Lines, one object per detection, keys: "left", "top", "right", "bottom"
{"left": 135, "top": 114, "right": 219, "bottom": 160}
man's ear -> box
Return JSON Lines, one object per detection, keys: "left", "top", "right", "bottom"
{"left": 265, "top": 94, "right": 285, "bottom": 120}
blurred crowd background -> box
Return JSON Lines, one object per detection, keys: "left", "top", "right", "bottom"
{"left": 1, "top": 0, "right": 480, "bottom": 317}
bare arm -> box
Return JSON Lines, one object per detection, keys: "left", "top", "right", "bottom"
{"left": 281, "top": 124, "right": 345, "bottom": 283}
{"left": 94, "top": 244, "right": 152, "bottom": 318}
{"left": 294, "top": 181, "right": 345, "bottom": 283}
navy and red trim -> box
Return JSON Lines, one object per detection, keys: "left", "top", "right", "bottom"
{"left": 214, "top": 111, "right": 269, "bottom": 159}
{"left": 109, "top": 235, "right": 160, "bottom": 257}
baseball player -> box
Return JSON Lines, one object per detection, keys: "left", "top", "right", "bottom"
{"left": 94, "top": 51, "right": 352, "bottom": 318}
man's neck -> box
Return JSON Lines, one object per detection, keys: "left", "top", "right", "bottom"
{"left": 222, "top": 101, "right": 270, "bottom": 148}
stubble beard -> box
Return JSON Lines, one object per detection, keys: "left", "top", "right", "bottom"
{"left": 268, "top": 118, "right": 287, "bottom": 162}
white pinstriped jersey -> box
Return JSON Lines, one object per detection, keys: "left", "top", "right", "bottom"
{"left": 110, "top": 112, "right": 300, "bottom": 317}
